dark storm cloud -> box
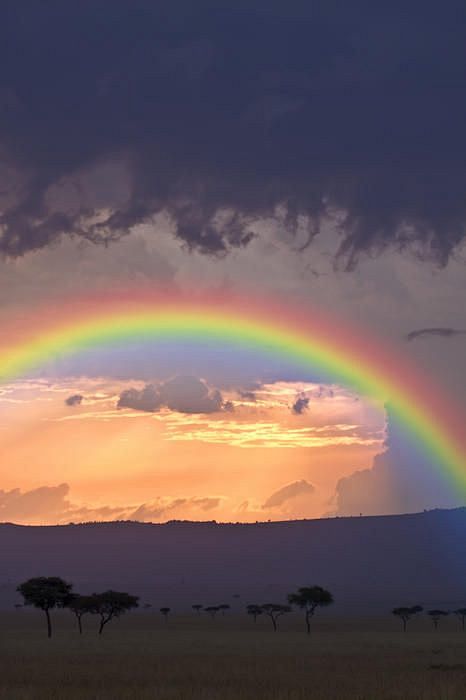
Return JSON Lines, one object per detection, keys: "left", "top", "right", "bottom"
{"left": 65, "top": 393, "right": 84, "bottom": 406}
{"left": 118, "top": 376, "right": 225, "bottom": 413}
{"left": 1, "top": 2, "right": 466, "bottom": 265}
{"left": 263, "top": 479, "right": 315, "bottom": 509}
{"left": 291, "top": 396, "right": 309, "bottom": 414}
{"left": 405, "top": 328, "right": 466, "bottom": 342}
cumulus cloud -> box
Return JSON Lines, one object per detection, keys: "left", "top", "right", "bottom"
{"left": 291, "top": 395, "right": 310, "bottom": 414}
{"left": 118, "top": 376, "right": 225, "bottom": 414}
{"left": 1, "top": 3, "right": 466, "bottom": 265}
{"left": 191, "top": 497, "right": 221, "bottom": 511}
{"left": 333, "top": 409, "right": 464, "bottom": 516}
{"left": 263, "top": 480, "right": 315, "bottom": 509}
{"left": 131, "top": 499, "right": 187, "bottom": 522}
{"left": 118, "top": 384, "right": 162, "bottom": 412}
{"left": 65, "top": 394, "right": 83, "bottom": 406}
{"left": 405, "top": 328, "right": 466, "bottom": 342}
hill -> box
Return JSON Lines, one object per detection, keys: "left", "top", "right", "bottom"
{"left": 1, "top": 508, "right": 465, "bottom": 612}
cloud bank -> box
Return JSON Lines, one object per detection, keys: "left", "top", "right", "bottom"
{"left": 1, "top": 3, "right": 466, "bottom": 265}
{"left": 333, "top": 409, "right": 464, "bottom": 516}
{"left": 0, "top": 484, "right": 223, "bottom": 525}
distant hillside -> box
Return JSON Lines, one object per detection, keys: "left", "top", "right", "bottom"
{"left": 1, "top": 508, "right": 465, "bottom": 612}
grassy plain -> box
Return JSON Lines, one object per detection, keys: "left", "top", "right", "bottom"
{"left": 0, "top": 610, "right": 465, "bottom": 699}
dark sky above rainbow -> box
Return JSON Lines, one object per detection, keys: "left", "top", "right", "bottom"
{"left": 0, "top": 2, "right": 465, "bottom": 525}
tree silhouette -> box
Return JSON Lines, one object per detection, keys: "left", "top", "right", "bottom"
{"left": 218, "top": 604, "right": 231, "bottom": 616}
{"left": 392, "top": 605, "right": 423, "bottom": 632}
{"left": 192, "top": 604, "right": 203, "bottom": 615}
{"left": 88, "top": 590, "right": 139, "bottom": 634}
{"left": 428, "top": 609, "right": 448, "bottom": 630}
{"left": 17, "top": 576, "right": 73, "bottom": 638}
{"left": 260, "top": 603, "right": 291, "bottom": 632}
{"left": 160, "top": 607, "right": 170, "bottom": 621}
{"left": 246, "top": 604, "right": 263, "bottom": 622}
{"left": 288, "top": 586, "right": 334, "bottom": 634}
{"left": 67, "top": 594, "right": 95, "bottom": 634}
{"left": 454, "top": 608, "right": 466, "bottom": 631}
{"left": 205, "top": 606, "right": 220, "bottom": 619}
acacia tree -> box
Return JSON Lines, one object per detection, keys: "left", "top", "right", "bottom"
{"left": 260, "top": 604, "right": 291, "bottom": 632}
{"left": 218, "top": 604, "right": 231, "bottom": 616}
{"left": 17, "top": 576, "right": 73, "bottom": 638}
{"left": 392, "top": 605, "right": 423, "bottom": 632}
{"left": 88, "top": 590, "right": 139, "bottom": 634}
{"left": 67, "top": 594, "right": 95, "bottom": 634}
{"left": 246, "top": 604, "right": 263, "bottom": 622}
{"left": 160, "top": 607, "right": 171, "bottom": 621}
{"left": 454, "top": 608, "right": 466, "bottom": 631}
{"left": 428, "top": 609, "right": 448, "bottom": 630}
{"left": 204, "top": 606, "right": 220, "bottom": 619}
{"left": 192, "top": 604, "right": 203, "bottom": 615}
{"left": 288, "top": 586, "right": 334, "bottom": 635}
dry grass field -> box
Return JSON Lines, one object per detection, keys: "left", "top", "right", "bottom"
{"left": 0, "top": 610, "right": 465, "bottom": 699}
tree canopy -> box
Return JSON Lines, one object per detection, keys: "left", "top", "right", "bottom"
{"left": 87, "top": 590, "right": 139, "bottom": 634}
{"left": 392, "top": 606, "right": 423, "bottom": 632}
{"left": 288, "top": 586, "right": 334, "bottom": 634}
{"left": 260, "top": 604, "right": 291, "bottom": 632}
{"left": 17, "top": 577, "right": 73, "bottom": 638}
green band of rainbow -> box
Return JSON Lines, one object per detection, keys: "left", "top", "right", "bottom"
{"left": 0, "top": 294, "right": 464, "bottom": 495}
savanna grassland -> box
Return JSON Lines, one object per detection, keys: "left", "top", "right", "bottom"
{"left": 1, "top": 611, "right": 465, "bottom": 700}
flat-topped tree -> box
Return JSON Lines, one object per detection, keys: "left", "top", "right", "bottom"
{"left": 392, "top": 605, "right": 423, "bottom": 632}
{"left": 454, "top": 608, "right": 466, "bottom": 630}
{"left": 160, "top": 607, "right": 170, "bottom": 621}
{"left": 260, "top": 604, "right": 291, "bottom": 632}
{"left": 17, "top": 576, "right": 73, "bottom": 638}
{"left": 204, "top": 606, "right": 220, "bottom": 619}
{"left": 428, "top": 609, "right": 449, "bottom": 630}
{"left": 218, "top": 604, "right": 230, "bottom": 616}
{"left": 246, "top": 604, "right": 263, "bottom": 622}
{"left": 192, "top": 604, "right": 203, "bottom": 615}
{"left": 88, "top": 590, "right": 139, "bottom": 635}
{"left": 67, "top": 594, "right": 95, "bottom": 634}
{"left": 288, "top": 586, "right": 334, "bottom": 635}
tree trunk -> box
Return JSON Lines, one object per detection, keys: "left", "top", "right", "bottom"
{"left": 306, "top": 612, "right": 311, "bottom": 635}
{"left": 78, "top": 615, "right": 83, "bottom": 634}
{"left": 99, "top": 617, "right": 106, "bottom": 635}
{"left": 271, "top": 616, "right": 277, "bottom": 632}
{"left": 45, "top": 609, "right": 52, "bottom": 638}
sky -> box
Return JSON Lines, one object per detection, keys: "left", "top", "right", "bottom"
{"left": 0, "top": 2, "right": 465, "bottom": 525}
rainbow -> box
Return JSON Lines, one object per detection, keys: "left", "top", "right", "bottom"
{"left": 0, "top": 288, "right": 465, "bottom": 494}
